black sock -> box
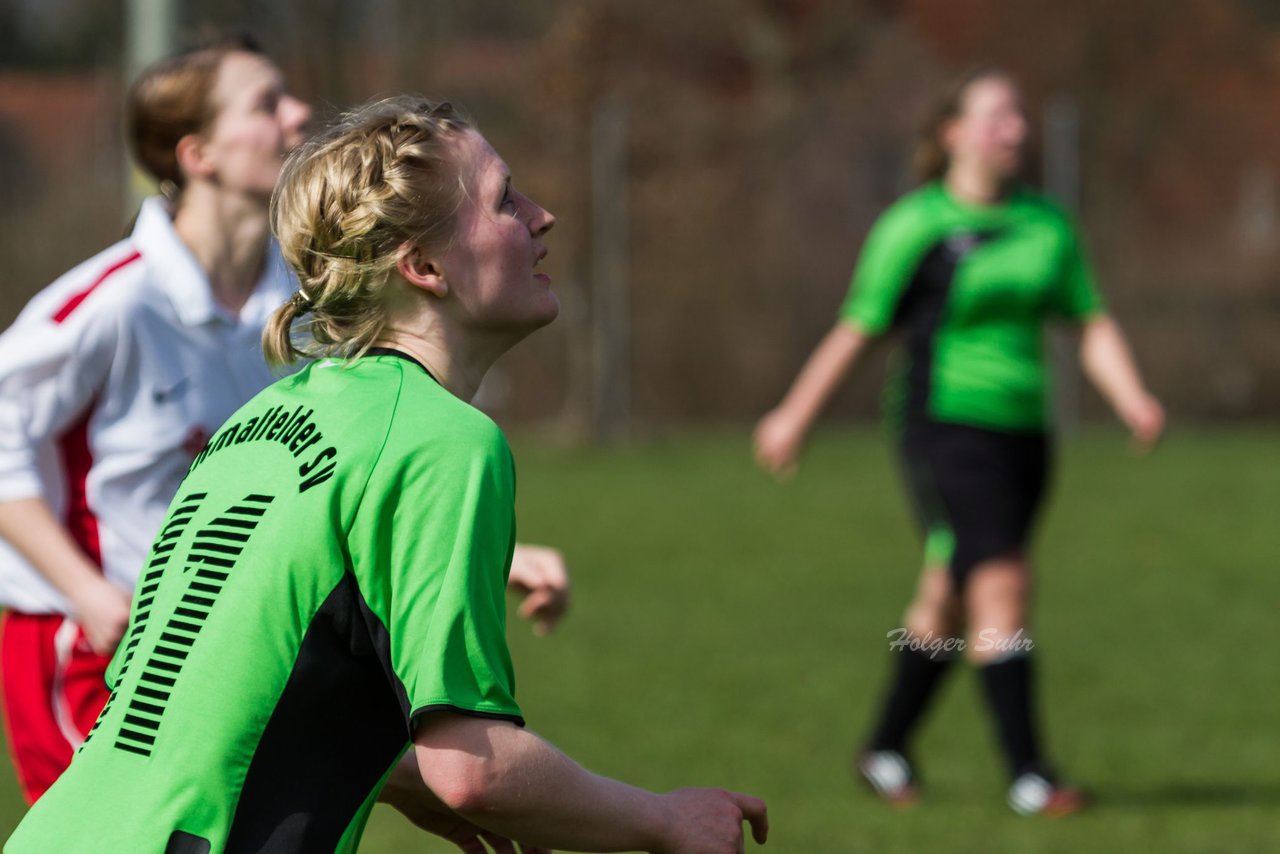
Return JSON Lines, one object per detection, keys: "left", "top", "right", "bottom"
{"left": 867, "top": 647, "right": 955, "bottom": 753}
{"left": 978, "top": 654, "right": 1046, "bottom": 779}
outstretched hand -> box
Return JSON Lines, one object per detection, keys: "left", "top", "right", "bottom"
{"left": 753, "top": 408, "right": 803, "bottom": 479}
{"left": 508, "top": 544, "right": 571, "bottom": 635}
{"left": 658, "top": 787, "right": 769, "bottom": 853}
{"left": 1119, "top": 392, "right": 1165, "bottom": 454}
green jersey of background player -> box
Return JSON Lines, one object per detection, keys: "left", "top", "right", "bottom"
{"left": 8, "top": 98, "right": 768, "bottom": 854}
{"left": 838, "top": 181, "right": 1104, "bottom": 431}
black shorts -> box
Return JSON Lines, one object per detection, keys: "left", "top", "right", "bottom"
{"left": 898, "top": 419, "right": 1051, "bottom": 586}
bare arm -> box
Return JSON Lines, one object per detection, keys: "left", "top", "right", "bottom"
{"left": 1078, "top": 314, "right": 1164, "bottom": 450}
{"left": 754, "top": 322, "right": 870, "bottom": 476}
{"left": 0, "top": 498, "right": 130, "bottom": 654}
{"left": 416, "top": 713, "right": 768, "bottom": 853}
{"left": 0, "top": 292, "right": 126, "bottom": 651}
{"left": 379, "top": 749, "right": 550, "bottom": 854}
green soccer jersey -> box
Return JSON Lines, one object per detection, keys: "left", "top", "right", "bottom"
{"left": 7, "top": 351, "right": 523, "bottom": 854}
{"left": 839, "top": 182, "right": 1104, "bottom": 431}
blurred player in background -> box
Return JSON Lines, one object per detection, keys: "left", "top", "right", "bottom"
{"left": 8, "top": 95, "right": 768, "bottom": 853}
{"left": 0, "top": 35, "right": 568, "bottom": 805}
{"left": 754, "top": 69, "right": 1163, "bottom": 815}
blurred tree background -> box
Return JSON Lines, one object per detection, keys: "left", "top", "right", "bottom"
{"left": 2, "top": 0, "right": 1279, "bottom": 430}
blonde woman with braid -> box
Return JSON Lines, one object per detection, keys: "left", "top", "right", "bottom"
{"left": 0, "top": 32, "right": 569, "bottom": 807}
{"left": 9, "top": 96, "right": 769, "bottom": 854}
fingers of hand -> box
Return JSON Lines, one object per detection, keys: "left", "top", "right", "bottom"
{"left": 731, "top": 792, "right": 769, "bottom": 844}
{"left": 518, "top": 587, "right": 567, "bottom": 631}
{"left": 518, "top": 546, "right": 569, "bottom": 584}
{"left": 754, "top": 425, "right": 800, "bottom": 477}
{"left": 535, "top": 550, "right": 570, "bottom": 587}
{"left": 518, "top": 589, "right": 551, "bottom": 619}
{"left": 83, "top": 599, "right": 130, "bottom": 655}
{"left": 479, "top": 831, "right": 518, "bottom": 854}
{"left": 452, "top": 838, "right": 487, "bottom": 854}
{"left": 517, "top": 574, "right": 570, "bottom": 634}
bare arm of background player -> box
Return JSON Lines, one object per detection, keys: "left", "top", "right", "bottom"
{"left": 1078, "top": 314, "right": 1165, "bottom": 452}
{"left": 754, "top": 322, "right": 870, "bottom": 478}
{"left": 0, "top": 498, "right": 131, "bottom": 655}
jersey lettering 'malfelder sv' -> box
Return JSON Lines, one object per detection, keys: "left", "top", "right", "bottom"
{"left": 7, "top": 351, "right": 523, "bottom": 854}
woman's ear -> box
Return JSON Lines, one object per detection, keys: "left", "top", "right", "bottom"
{"left": 940, "top": 118, "right": 962, "bottom": 158}
{"left": 396, "top": 243, "right": 448, "bottom": 298}
{"left": 174, "top": 134, "right": 215, "bottom": 184}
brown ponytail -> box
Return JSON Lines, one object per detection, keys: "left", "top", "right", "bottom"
{"left": 126, "top": 33, "right": 263, "bottom": 190}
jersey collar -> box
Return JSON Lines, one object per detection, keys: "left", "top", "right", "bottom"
{"left": 131, "top": 196, "right": 296, "bottom": 328}
{"left": 362, "top": 347, "right": 441, "bottom": 385}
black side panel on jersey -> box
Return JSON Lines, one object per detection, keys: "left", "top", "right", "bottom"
{"left": 224, "top": 574, "right": 407, "bottom": 853}
{"left": 165, "top": 831, "right": 212, "bottom": 854}
{"left": 891, "top": 230, "right": 1003, "bottom": 425}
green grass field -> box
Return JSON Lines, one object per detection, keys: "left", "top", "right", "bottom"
{"left": 1, "top": 427, "right": 1275, "bottom": 852}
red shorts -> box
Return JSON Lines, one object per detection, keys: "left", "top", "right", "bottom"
{"left": 0, "top": 611, "right": 112, "bottom": 803}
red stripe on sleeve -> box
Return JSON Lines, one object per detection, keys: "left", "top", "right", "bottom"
{"left": 57, "top": 405, "right": 102, "bottom": 568}
{"left": 51, "top": 250, "right": 143, "bottom": 325}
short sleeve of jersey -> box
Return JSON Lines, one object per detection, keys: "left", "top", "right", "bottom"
{"left": 348, "top": 397, "right": 522, "bottom": 729}
{"left": 837, "top": 196, "right": 935, "bottom": 334}
{"left": 1049, "top": 215, "right": 1106, "bottom": 320}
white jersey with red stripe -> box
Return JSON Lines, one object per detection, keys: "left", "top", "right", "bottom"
{"left": 0, "top": 197, "right": 298, "bottom": 614}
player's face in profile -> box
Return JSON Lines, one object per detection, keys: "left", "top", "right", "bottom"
{"left": 435, "top": 130, "right": 558, "bottom": 334}
{"left": 949, "top": 76, "right": 1026, "bottom": 179}
{"left": 201, "top": 51, "right": 312, "bottom": 199}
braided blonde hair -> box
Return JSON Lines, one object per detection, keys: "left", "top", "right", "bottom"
{"left": 263, "top": 96, "right": 472, "bottom": 365}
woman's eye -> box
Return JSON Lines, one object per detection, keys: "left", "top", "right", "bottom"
{"left": 501, "top": 189, "right": 517, "bottom": 211}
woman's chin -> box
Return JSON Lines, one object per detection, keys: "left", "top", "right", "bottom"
{"left": 530, "top": 293, "right": 561, "bottom": 329}
{"left": 487, "top": 294, "right": 561, "bottom": 337}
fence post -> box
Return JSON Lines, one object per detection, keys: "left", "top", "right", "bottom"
{"left": 1044, "top": 94, "right": 1082, "bottom": 434}
{"left": 591, "top": 95, "right": 630, "bottom": 442}
{"left": 124, "top": 0, "right": 177, "bottom": 215}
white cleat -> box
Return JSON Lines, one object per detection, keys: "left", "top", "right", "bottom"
{"left": 855, "top": 749, "right": 919, "bottom": 807}
{"left": 1007, "top": 771, "right": 1088, "bottom": 816}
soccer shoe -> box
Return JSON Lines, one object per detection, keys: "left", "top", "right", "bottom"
{"left": 1006, "top": 771, "right": 1088, "bottom": 816}
{"left": 854, "top": 749, "right": 920, "bottom": 807}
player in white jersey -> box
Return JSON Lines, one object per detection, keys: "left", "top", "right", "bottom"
{"left": 0, "top": 33, "right": 312, "bottom": 802}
